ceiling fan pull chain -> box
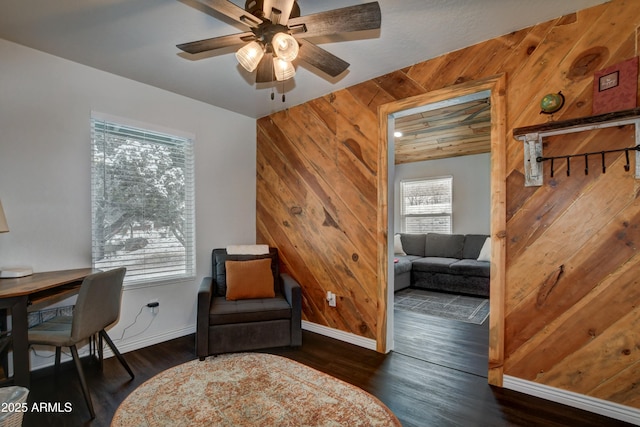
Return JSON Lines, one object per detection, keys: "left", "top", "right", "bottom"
{"left": 270, "top": 57, "right": 275, "bottom": 101}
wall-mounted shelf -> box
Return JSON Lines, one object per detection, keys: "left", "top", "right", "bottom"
{"left": 513, "top": 108, "right": 640, "bottom": 186}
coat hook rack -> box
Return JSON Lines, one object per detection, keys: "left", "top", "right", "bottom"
{"left": 513, "top": 108, "right": 640, "bottom": 186}
{"left": 536, "top": 146, "right": 640, "bottom": 177}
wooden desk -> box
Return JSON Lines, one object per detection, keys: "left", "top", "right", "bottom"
{"left": 0, "top": 268, "right": 96, "bottom": 387}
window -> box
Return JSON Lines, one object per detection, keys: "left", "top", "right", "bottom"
{"left": 91, "top": 113, "right": 195, "bottom": 284}
{"left": 400, "top": 176, "right": 452, "bottom": 234}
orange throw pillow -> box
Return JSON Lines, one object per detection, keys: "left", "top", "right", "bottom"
{"left": 225, "top": 258, "right": 275, "bottom": 300}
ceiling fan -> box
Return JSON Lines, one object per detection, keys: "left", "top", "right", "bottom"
{"left": 177, "top": 0, "right": 381, "bottom": 83}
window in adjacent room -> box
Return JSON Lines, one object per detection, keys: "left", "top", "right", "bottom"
{"left": 400, "top": 176, "right": 452, "bottom": 234}
{"left": 90, "top": 113, "right": 195, "bottom": 284}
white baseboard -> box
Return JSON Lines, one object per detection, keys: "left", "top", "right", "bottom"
{"left": 503, "top": 375, "right": 640, "bottom": 426}
{"left": 301, "top": 320, "right": 377, "bottom": 351}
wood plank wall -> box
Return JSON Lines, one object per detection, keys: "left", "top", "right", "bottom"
{"left": 256, "top": 0, "right": 640, "bottom": 408}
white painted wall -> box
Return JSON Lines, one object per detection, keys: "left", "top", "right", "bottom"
{"left": 0, "top": 39, "right": 257, "bottom": 370}
{"left": 393, "top": 153, "right": 491, "bottom": 235}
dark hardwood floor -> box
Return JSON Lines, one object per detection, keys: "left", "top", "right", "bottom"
{"left": 21, "top": 324, "right": 633, "bottom": 426}
{"left": 393, "top": 304, "right": 489, "bottom": 378}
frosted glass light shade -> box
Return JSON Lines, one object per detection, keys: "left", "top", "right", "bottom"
{"left": 235, "top": 41, "right": 264, "bottom": 72}
{"left": 273, "top": 58, "right": 295, "bottom": 81}
{"left": 272, "top": 32, "right": 299, "bottom": 62}
{"left": 0, "top": 200, "right": 8, "bottom": 233}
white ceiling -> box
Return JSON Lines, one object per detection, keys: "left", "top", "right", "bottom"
{"left": 0, "top": 0, "right": 607, "bottom": 118}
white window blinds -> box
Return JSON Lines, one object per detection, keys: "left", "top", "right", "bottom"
{"left": 400, "top": 176, "right": 452, "bottom": 234}
{"left": 91, "top": 114, "right": 195, "bottom": 284}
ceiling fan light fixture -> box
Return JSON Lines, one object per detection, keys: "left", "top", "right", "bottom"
{"left": 177, "top": 1, "right": 382, "bottom": 85}
{"left": 271, "top": 32, "right": 299, "bottom": 62}
{"left": 273, "top": 57, "right": 295, "bottom": 81}
{"left": 235, "top": 41, "right": 265, "bottom": 72}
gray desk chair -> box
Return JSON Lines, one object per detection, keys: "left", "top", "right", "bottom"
{"left": 28, "top": 267, "right": 134, "bottom": 419}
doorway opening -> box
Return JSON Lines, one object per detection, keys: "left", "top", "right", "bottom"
{"left": 377, "top": 75, "right": 507, "bottom": 385}
{"left": 392, "top": 92, "right": 491, "bottom": 377}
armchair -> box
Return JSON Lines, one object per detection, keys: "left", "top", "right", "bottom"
{"left": 197, "top": 247, "right": 302, "bottom": 359}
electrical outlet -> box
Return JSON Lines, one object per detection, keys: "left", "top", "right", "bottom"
{"left": 147, "top": 299, "right": 159, "bottom": 314}
{"left": 326, "top": 291, "right": 337, "bottom": 307}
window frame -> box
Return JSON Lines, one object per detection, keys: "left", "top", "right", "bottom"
{"left": 90, "top": 112, "right": 196, "bottom": 286}
{"left": 399, "top": 175, "right": 453, "bottom": 234}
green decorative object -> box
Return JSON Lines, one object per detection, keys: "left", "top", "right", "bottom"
{"left": 540, "top": 91, "right": 565, "bottom": 114}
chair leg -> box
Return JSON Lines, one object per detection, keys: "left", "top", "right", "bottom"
{"left": 54, "top": 347, "right": 61, "bottom": 376}
{"left": 0, "top": 309, "right": 8, "bottom": 378}
{"left": 70, "top": 345, "right": 95, "bottom": 419}
{"left": 99, "top": 330, "right": 134, "bottom": 379}
{"left": 98, "top": 332, "right": 104, "bottom": 371}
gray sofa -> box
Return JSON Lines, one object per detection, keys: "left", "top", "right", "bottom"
{"left": 394, "top": 233, "right": 490, "bottom": 297}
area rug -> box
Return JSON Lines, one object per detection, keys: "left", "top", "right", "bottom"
{"left": 394, "top": 288, "right": 489, "bottom": 324}
{"left": 111, "top": 352, "right": 401, "bottom": 427}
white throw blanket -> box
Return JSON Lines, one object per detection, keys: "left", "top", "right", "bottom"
{"left": 226, "top": 244, "right": 270, "bottom": 255}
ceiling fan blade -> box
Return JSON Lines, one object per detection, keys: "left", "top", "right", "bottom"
{"left": 262, "top": 0, "right": 274, "bottom": 19}
{"left": 256, "top": 52, "right": 276, "bottom": 83}
{"left": 267, "top": 0, "right": 295, "bottom": 25}
{"left": 193, "top": 0, "right": 263, "bottom": 28}
{"left": 258, "top": 0, "right": 298, "bottom": 25}
{"left": 288, "top": 2, "right": 381, "bottom": 39}
{"left": 177, "top": 31, "right": 254, "bottom": 54}
{"left": 297, "top": 41, "right": 349, "bottom": 77}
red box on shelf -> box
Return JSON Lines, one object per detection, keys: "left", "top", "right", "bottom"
{"left": 592, "top": 57, "right": 638, "bottom": 115}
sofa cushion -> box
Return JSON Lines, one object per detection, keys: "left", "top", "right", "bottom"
{"left": 449, "top": 259, "right": 490, "bottom": 277}
{"left": 462, "top": 234, "right": 490, "bottom": 259}
{"left": 400, "top": 233, "right": 426, "bottom": 257}
{"left": 424, "top": 233, "right": 465, "bottom": 258}
{"left": 209, "top": 295, "right": 291, "bottom": 325}
{"left": 394, "top": 255, "right": 420, "bottom": 275}
{"left": 411, "top": 257, "right": 459, "bottom": 274}
{"left": 225, "top": 258, "right": 275, "bottom": 300}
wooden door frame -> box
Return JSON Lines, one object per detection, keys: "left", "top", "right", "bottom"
{"left": 376, "top": 74, "right": 507, "bottom": 385}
